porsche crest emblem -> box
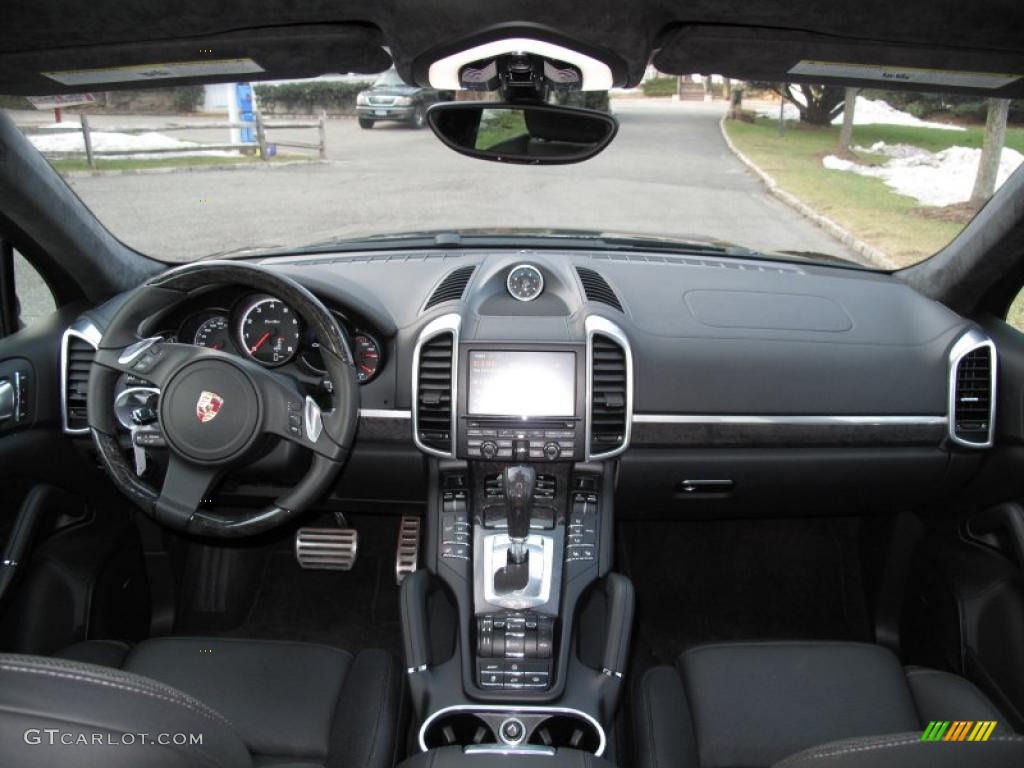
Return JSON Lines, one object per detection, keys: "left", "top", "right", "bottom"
{"left": 196, "top": 390, "right": 224, "bottom": 423}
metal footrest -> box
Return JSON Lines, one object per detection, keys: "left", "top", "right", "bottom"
{"left": 295, "top": 527, "right": 358, "bottom": 571}
{"left": 395, "top": 515, "right": 421, "bottom": 584}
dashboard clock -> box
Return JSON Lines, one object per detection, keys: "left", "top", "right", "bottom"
{"left": 506, "top": 264, "right": 544, "bottom": 302}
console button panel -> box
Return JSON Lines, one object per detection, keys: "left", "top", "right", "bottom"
{"left": 440, "top": 488, "right": 470, "bottom": 560}
{"left": 566, "top": 492, "right": 598, "bottom": 562}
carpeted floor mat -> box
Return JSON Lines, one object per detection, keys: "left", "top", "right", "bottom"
{"left": 620, "top": 516, "right": 872, "bottom": 665}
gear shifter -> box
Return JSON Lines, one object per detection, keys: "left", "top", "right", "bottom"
{"left": 503, "top": 465, "right": 536, "bottom": 564}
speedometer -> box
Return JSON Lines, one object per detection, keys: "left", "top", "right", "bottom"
{"left": 238, "top": 297, "right": 301, "bottom": 366}
{"left": 193, "top": 315, "right": 231, "bottom": 350}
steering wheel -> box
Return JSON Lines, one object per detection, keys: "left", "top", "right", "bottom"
{"left": 87, "top": 261, "right": 359, "bottom": 537}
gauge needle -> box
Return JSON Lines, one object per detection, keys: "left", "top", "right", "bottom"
{"left": 250, "top": 331, "right": 271, "bottom": 353}
{"left": 360, "top": 363, "right": 374, "bottom": 375}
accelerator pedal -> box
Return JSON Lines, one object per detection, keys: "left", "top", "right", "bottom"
{"left": 395, "top": 515, "right": 421, "bottom": 584}
{"left": 295, "top": 527, "right": 358, "bottom": 571}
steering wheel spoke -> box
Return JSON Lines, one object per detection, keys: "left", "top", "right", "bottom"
{"left": 153, "top": 455, "right": 222, "bottom": 530}
{"left": 94, "top": 339, "right": 204, "bottom": 388}
{"left": 256, "top": 373, "right": 342, "bottom": 459}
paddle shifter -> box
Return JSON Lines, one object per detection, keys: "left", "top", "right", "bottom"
{"left": 503, "top": 465, "right": 536, "bottom": 564}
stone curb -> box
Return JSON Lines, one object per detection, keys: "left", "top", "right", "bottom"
{"left": 61, "top": 158, "right": 325, "bottom": 178}
{"left": 718, "top": 115, "right": 898, "bottom": 270}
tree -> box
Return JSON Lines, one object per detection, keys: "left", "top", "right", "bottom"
{"left": 755, "top": 83, "right": 846, "bottom": 126}
{"left": 836, "top": 87, "right": 860, "bottom": 155}
{"left": 969, "top": 98, "right": 1011, "bottom": 209}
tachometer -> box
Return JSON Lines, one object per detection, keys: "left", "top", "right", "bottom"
{"left": 193, "top": 315, "right": 231, "bottom": 350}
{"left": 353, "top": 333, "right": 382, "bottom": 383}
{"left": 238, "top": 297, "right": 301, "bottom": 366}
{"left": 507, "top": 264, "right": 544, "bottom": 302}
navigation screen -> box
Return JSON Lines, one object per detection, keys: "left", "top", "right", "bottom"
{"left": 468, "top": 351, "right": 576, "bottom": 417}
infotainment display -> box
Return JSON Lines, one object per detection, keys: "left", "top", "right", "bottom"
{"left": 468, "top": 351, "right": 576, "bottom": 418}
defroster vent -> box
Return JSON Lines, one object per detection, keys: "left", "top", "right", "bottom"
{"left": 424, "top": 265, "right": 476, "bottom": 310}
{"left": 576, "top": 266, "right": 623, "bottom": 312}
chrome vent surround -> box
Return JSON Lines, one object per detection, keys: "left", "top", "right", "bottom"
{"left": 949, "top": 329, "right": 996, "bottom": 448}
{"left": 576, "top": 266, "right": 623, "bottom": 312}
{"left": 424, "top": 265, "right": 476, "bottom": 310}
{"left": 61, "top": 318, "right": 102, "bottom": 434}
{"left": 585, "top": 316, "right": 633, "bottom": 460}
{"left": 412, "top": 314, "right": 460, "bottom": 457}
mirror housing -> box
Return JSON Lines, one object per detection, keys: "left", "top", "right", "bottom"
{"left": 427, "top": 102, "right": 618, "bottom": 165}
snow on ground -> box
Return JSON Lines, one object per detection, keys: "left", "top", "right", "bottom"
{"left": 754, "top": 96, "right": 965, "bottom": 131}
{"left": 28, "top": 125, "right": 239, "bottom": 159}
{"left": 823, "top": 141, "right": 1024, "bottom": 207}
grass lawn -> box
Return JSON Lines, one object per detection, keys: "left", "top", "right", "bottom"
{"left": 723, "top": 117, "right": 1024, "bottom": 268}
{"left": 50, "top": 153, "right": 309, "bottom": 173}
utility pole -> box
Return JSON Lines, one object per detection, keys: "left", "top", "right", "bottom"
{"left": 970, "top": 98, "right": 1011, "bottom": 208}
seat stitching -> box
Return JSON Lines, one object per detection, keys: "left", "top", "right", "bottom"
{"left": 641, "top": 668, "right": 661, "bottom": 768}
{"left": 777, "top": 734, "right": 1024, "bottom": 766}
{"left": 0, "top": 663, "right": 232, "bottom": 727}
{"left": 359, "top": 653, "right": 391, "bottom": 768}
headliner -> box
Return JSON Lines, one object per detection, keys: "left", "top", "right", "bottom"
{"left": 3, "top": 1, "right": 1024, "bottom": 96}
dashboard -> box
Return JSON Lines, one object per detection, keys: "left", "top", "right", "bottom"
{"left": 63, "top": 246, "right": 1001, "bottom": 517}
{"left": 149, "top": 286, "right": 385, "bottom": 384}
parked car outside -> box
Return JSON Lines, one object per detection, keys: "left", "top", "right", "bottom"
{"left": 356, "top": 68, "right": 451, "bottom": 129}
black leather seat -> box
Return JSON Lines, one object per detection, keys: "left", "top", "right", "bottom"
{"left": 634, "top": 641, "right": 1024, "bottom": 768}
{"left": 0, "top": 636, "right": 402, "bottom": 768}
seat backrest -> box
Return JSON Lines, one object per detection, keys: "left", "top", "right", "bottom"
{"left": 0, "top": 653, "right": 252, "bottom": 768}
{"left": 773, "top": 731, "right": 1024, "bottom": 768}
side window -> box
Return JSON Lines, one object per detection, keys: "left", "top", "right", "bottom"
{"left": 11, "top": 249, "right": 57, "bottom": 331}
{"left": 1009, "top": 288, "right": 1024, "bottom": 333}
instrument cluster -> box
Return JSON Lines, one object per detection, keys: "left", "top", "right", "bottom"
{"left": 164, "top": 293, "right": 383, "bottom": 384}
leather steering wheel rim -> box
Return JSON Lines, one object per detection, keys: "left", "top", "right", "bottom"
{"left": 87, "top": 261, "right": 359, "bottom": 537}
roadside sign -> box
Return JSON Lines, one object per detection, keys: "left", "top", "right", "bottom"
{"left": 27, "top": 93, "right": 96, "bottom": 109}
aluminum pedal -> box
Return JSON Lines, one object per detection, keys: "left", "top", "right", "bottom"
{"left": 395, "top": 515, "right": 421, "bottom": 584}
{"left": 295, "top": 527, "right": 358, "bottom": 571}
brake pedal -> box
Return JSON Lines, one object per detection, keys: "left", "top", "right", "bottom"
{"left": 395, "top": 515, "right": 421, "bottom": 584}
{"left": 295, "top": 527, "right": 358, "bottom": 571}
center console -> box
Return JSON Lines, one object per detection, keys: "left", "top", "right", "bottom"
{"left": 403, "top": 310, "right": 634, "bottom": 761}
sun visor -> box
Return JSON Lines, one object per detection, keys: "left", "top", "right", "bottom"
{"left": 0, "top": 25, "right": 391, "bottom": 96}
{"left": 654, "top": 26, "right": 1024, "bottom": 98}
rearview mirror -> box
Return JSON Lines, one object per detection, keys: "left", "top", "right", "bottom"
{"left": 427, "top": 102, "right": 618, "bottom": 165}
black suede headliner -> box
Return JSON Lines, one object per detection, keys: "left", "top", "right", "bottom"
{"left": 2, "top": 1, "right": 1024, "bottom": 95}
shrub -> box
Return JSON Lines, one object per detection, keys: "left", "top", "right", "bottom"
{"left": 641, "top": 77, "right": 678, "bottom": 97}
{"left": 255, "top": 81, "right": 371, "bottom": 115}
{"left": 173, "top": 86, "right": 204, "bottom": 113}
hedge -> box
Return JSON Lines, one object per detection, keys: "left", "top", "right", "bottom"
{"left": 641, "top": 77, "right": 678, "bottom": 97}
{"left": 255, "top": 81, "right": 371, "bottom": 115}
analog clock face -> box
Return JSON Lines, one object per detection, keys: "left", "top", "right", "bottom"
{"left": 507, "top": 264, "right": 544, "bottom": 302}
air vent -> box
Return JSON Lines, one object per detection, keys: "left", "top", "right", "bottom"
{"left": 587, "top": 317, "right": 632, "bottom": 460}
{"left": 424, "top": 265, "right": 476, "bottom": 310}
{"left": 414, "top": 317, "right": 459, "bottom": 456}
{"left": 576, "top": 266, "right": 623, "bottom": 311}
{"left": 951, "top": 335, "right": 996, "bottom": 447}
{"left": 62, "top": 329, "right": 98, "bottom": 434}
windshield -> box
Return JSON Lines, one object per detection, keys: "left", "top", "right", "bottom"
{"left": 3, "top": 77, "right": 1021, "bottom": 268}
{"left": 372, "top": 69, "right": 408, "bottom": 88}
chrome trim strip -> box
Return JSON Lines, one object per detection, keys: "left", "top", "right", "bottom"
{"left": 632, "top": 414, "right": 948, "bottom": 426}
{"left": 411, "top": 313, "right": 461, "bottom": 459}
{"left": 61, "top": 318, "right": 102, "bottom": 435}
{"left": 418, "top": 704, "right": 606, "bottom": 757}
{"left": 585, "top": 315, "right": 634, "bottom": 461}
{"left": 359, "top": 408, "right": 412, "bottom": 419}
{"left": 948, "top": 328, "right": 997, "bottom": 449}
{"left": 464, "top": 745, "right": 555, "bottom": 757}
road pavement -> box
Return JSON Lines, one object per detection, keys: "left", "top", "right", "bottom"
{"left": 14, "top": 99, "right": 859, "bottom": 264}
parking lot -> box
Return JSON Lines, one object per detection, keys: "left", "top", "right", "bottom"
{"left": 16, "top": 99, "right": 857, "bottom": 263}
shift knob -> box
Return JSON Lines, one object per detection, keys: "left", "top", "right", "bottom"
{"left": 503, "top": 465, "right": 536, "bottom": 543}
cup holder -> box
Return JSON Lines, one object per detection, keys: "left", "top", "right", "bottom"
{"left": 420, "top": 707, "right": 605, "bottom": 756}
{"left": 528, "top": 714, "right": 602, "bottom": 753}
{"left": 422, "top": 713, "right": 497, "bottom": 749}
